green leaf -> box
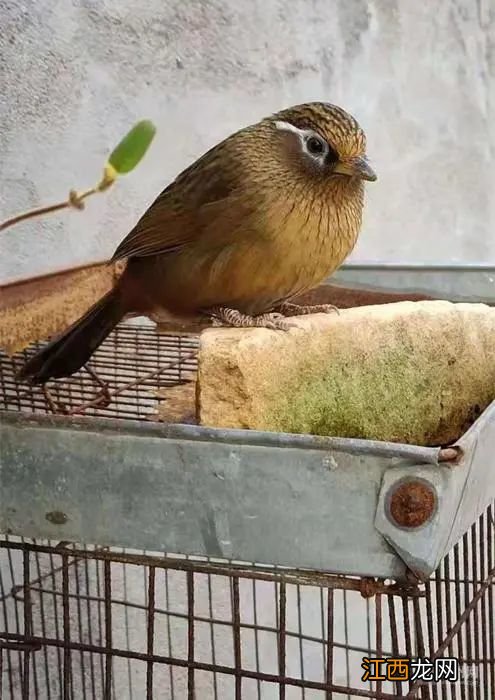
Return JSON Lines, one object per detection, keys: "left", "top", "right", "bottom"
{"left": 108, "top": 120, "right": 156, "bottom": 174}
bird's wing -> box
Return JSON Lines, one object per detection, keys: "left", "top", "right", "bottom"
{"left": 110, "top": 184, "right": 192, "bottom": 261}
{"left": 111, "top": 141, "right": 238, "bottom": 262}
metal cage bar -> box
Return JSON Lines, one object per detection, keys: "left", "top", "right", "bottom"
{"left": 0, "top": 321, "right": 493, "bottom": 699}
{"left": 0, "top": 518, "right": 493, "bottom": 699}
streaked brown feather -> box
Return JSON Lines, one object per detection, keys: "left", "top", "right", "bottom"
{"left": 112, "top": 102, "right": 370, "bottom": 316}
{"left": 19, "top": 101, "right": 374, "bottom": 385}
{"left": 111, "top": 131, "right": 252, "bottom": 261}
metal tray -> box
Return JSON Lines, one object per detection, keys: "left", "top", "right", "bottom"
{"left": 1, "top": 264, "right": 495, "bottom": 580}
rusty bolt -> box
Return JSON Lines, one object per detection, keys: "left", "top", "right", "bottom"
{"left": 386, "top": 478, "right": 437, "bottom": 529}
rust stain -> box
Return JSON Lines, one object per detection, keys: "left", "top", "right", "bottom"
{"left": 388, "top": 479, "right": 437, "bottom": 528}
{"left": 295, "top": 284, "right": 437, "bottom": 309}
{"left": 45, "top": 510, "right": 69, "bottom": 525}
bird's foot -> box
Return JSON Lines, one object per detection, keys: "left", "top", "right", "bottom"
{"left": 275, "top": 302, "right": 340, "bottom": 317}
{"left": 207, "top": 306, "right": 294, "bottom": 331}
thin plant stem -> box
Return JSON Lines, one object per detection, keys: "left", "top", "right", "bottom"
{"left": 0, "top": 167, "right": 115, "bottom": 234}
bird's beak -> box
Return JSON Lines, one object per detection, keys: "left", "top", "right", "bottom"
{"left": 333, "top": 156, "right": 377, "bottom": 182}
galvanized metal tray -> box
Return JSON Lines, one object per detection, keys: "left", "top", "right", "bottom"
{"left": 1, "top": 264, "right": 494, "bottom": 581}
{"left": 1, "top": 402, "right": 493, "bottom": 580}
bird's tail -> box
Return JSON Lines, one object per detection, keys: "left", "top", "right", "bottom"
{"left": 17, "top": 287, "right": 126, "bottom": 384}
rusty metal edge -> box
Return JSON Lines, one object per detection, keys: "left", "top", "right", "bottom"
{"left": 0, "top": 260, "right": 120, "bottom": 310}
{"left": 0, "top": 259, "right": 435, "bottom": 308}
{"left": 0, "top": 260, "right": 495, "bottom": 310}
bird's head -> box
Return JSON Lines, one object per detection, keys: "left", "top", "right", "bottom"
{"left": 268, "top": 102, "right": 376, "bottom": 184}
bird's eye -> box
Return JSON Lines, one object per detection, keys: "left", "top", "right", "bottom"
{"left": 306, "top": 135, "right": 326, "bottom": 156}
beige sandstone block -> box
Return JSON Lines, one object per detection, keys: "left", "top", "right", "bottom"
{"left": 197, "top": 301, "right": 495, "bottom": 446}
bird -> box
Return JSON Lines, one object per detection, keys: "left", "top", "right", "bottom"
{"left": 18, "top": 101, "right": 376, "bottom": 384}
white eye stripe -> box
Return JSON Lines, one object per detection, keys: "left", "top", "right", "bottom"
{"left": 274, "top": 120, "right": 330, "bottom": 166}
{"left": 274, "top": 121, "right": 327, "bottom": 155}
{"left": 274, "top": 120, "right": 305, "bottom": 137}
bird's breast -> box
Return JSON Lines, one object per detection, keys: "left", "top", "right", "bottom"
{"left": 261, "top": 180, "right": 363, "bottom": 289}
{"left": 203, "top": 181, "right": 363, "bottom": 313}
{"left": 132, "top": 179, "right": 364, "bottom": 317}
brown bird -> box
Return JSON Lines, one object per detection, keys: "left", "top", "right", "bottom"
{"left": 18, "top": 102, "right": 376, "bottom": 384}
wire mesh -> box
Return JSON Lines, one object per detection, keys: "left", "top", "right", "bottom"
{"left": 0, "top": 323, "right": 494, "bottom": 699}
{"left": 0, "top": 322, "right": 198, "bottom": 420}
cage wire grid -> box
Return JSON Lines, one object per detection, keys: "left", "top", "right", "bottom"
{"left": 0, "top": 323, "right": 494, "bottom": 699}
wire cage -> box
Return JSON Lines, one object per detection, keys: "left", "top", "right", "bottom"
{"left": 0, "top": 318, "right": 494, "bottom": 699}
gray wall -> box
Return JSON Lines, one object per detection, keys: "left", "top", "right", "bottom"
{"left": 1, "top": 4, "right": 494, "bottom": 698}
{"left": 1, "top": 0, "right": 494, "bottom": 285}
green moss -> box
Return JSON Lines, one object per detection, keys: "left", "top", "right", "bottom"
{"left": 264, "top": 344, "right": 441, "bottom": 444}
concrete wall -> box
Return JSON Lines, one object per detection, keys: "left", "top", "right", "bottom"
{"left": 1, "top": 0, "right": 494, "bottom": 285}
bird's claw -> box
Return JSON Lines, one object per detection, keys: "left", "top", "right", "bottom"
{"left": 262, "top": 314, "right": 295, "bottom": 331}
{"left": 318, "top": 304, "right": 340, "bottom": 315}
{"left": 276, "top": 302, "right": 340, "bottom": 317}
{"left": 206, "top": 307, "right": 294, "bottom": 331}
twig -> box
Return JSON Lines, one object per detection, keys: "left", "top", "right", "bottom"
{"left": 0, "top": 201, "right": 72, "bottom": 232}
{"left": 0, "top": 166, "right": 115, "bottom": 233}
